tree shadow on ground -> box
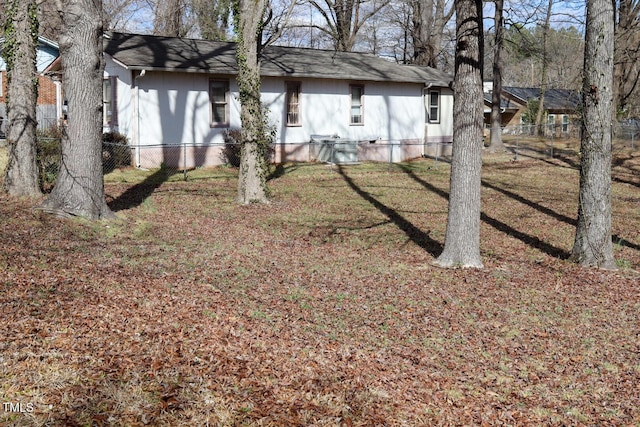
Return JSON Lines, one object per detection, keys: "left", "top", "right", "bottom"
{"left": 267, "top": 163, "right": 303, "bottom": 181}
{"left": 612, "top": 152, "right": 640, "bottom": 189}
{"left": 107, "top": 167, "right": 177, "bottom": 212}
{"left": 336, "top": 165, "right": 443, "bottom": 257}
{"left": 481, "top": 180, "right": 577, "bottom": 226}
{"left": 491, "top": 151, "right": 639, "bottom": 251}
{"left": 494, "top": 155, "right": 640, "bottom": 252}
{"left": 505, "top": 144, "right": 581, "bottom": 171}
{"left": 395, "top": 163, "right": 572, "bottom": 259}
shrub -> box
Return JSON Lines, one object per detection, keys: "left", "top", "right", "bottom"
{"left": 36, "top": 125, "right": 62, "bottom": 188}
{"left": 220, "top": 106, "right": 276, "bottom": 167}
{"left": 103, "top": 131, "right": 131, "bottom": 172}
{"left": 222, "top": 129, "right": 243, "bottom": 167}
{"left": 35, "top": 127, "right": 131, "bottom": 187}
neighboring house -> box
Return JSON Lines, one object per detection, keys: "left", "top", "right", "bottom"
{"left": 483, "top": 84, "right": 581, "bottom": 137}
{"left": 0, "top": 36, "right": 61, "bottom": 136}
{"left": 92, "top": 32, "right": 453, "bottom": 168}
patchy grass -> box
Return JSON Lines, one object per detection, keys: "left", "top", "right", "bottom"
{"left": 0, "top": 145, "right": 7, "bottom": 177}
{"left": 1, "top": 149, "right": 639, "bottom": 426}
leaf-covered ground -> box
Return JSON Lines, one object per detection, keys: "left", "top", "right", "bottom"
{"left": 1, "top": 151, "right": 639, "bottom": 426}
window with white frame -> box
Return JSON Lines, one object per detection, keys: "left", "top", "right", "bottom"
{"left": 350, "top": 84, "right": 364, "bottom": 125}
{"left": 562, "top": 115, "right": 569, "bottom": 133}
{"left": 286, "top": 81, "right": 301, "bottom": 126}
{"left": 547, "top": 114, "right": 556, "bottom": 135}
{"left": 103, "top": 77, "right": 118, "bottom": 128}
{"left": 547, "top": 114, "right": 555, "bottom": 125}
{"left": 428, "top": 89, "right": 440, "bottom": 123}
{"left": 210, "top": 79, "right": 229, "bottom": 127}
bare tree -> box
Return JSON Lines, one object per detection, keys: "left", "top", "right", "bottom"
{"left": 39, "top": 0, "right": 114, "bottom": 219}
{"left": 571, "top": 0, "right": 616, "bottom": 268}
{"left": 386, "top": 0, "right": 413, "bottom": 62}
{"left": 153, "top": 0, "right": 186, "bottom": 36}
{"left": 234, "top": 0, "right": 270, "bottom": 204}
{"left": 3, "top": 0, "right": 42, "bottom": 197}
{"left": 192, "top": 0, "right": 232, "bottom": 40}
{"left": 412, "top": 0, "right": 435, "bottom": 65}
{"left": 433, "top": 0, "right": 484, "bottom": 269}
{"left": 307, "top": 0, "right": 387, "bottom": 51}
{"left": 488, "top": 0, "right": 506, "bottom": 152}
{"left": 262, "top": 1, "right": 301, "bottom": 46}
{"left": 534, "top": 0, "right": 553, "bottom": 134}
{"left": 103, "top": 0, "right": 149, "bottom": 31}
{"left": 411, "top": 0, "right": 454, "bottom": 67}
{"left": 501, "top": 24, "right": 583, "bottom": 89}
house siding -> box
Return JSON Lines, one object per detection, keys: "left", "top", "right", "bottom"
{"left": 0, "top": 72, "right": 57, "bottom": 106}
{"left": 105, "top": 54, "right": 454, "bottom": 168}
{"left": 0, "top": 38, "right": 60, "bottom": 132}
{"left": 0, "top": 40, "right": 58, "bottom": 74}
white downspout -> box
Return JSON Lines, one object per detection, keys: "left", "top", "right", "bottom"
{"left": 423, "top": 83, "right": 433, "bottom": 157}
{"left": 54, "top": 80, "right": 63, "bottom": 126}
{"left": 134, "top": 69, "right": 147, "bottom": 168}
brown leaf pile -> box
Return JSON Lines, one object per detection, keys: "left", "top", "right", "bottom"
{"left": 1, "top": 152, "right": 639, "bottom": 426}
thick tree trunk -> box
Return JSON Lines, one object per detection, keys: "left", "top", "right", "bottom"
{"left": 236, "top": 0, "right": 270, "bottom": 204}
{"left": 3, "top": 0, "right": 42, "bottom": 197}
{"left": 335, "top": 0, "right": 356, "bottom": 51}
{"left": 412, "top": 0, "right": 435, "bottom": 67}
{"left": 431, "top": 0, "right": 454, "bottom": 68}
{"left": 433, "top": 0, "right": 484, "bottom": 269}
{"left": 488, "top": 0, "right": 506, "bottom": 152}
{"left": 571, "top": 0, "right": 616, "bottom": 269}
{"left": 411, "top": 0, "right": 453, "bottom": 68}
{"left": 614, "top": 0, "right": 640, "bottom": 116}
{"left": 39, "top": 0, "right": 114, "bottom": 220}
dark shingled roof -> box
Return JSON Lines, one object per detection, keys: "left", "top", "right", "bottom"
{"left": 503, "top": 86, "right": 581, "bottom": 110}
{"left": 104, "top": 32, "right": 452, "bottom": 86}
{"left": 483, "top": 93, "right": 521, "bottom": 110}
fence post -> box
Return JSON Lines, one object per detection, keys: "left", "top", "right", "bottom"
{"left": 515, "top": 133, "right": 519, "bottom": 161}
{"left": 183, "top": 141, "right": 187, "bottom": 181}
{"left": 330, "top": 140, "right": 335, "bottom": 172}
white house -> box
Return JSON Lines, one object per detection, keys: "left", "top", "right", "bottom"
{"left": 101, "top": 32, "right": 454, "bottom": 167}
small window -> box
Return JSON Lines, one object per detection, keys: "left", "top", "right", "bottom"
{"left": 286, "top": 82, "right": 301, "bottom": 126}
{"left": 428, "top": 90, "right": 440, "bottom": 123}
{"left": 103, "top": 77, "right": 118, "bottom": 128}
{"left": 210, "top": 79, "right": 229, "bottom": 127}
{"left": 562, "top": 115, "right": 569, "bottom": 133}
{"left": 350, "top": 84, "right": 364, "bottom": 125}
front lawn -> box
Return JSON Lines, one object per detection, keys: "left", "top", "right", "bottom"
{"left": 1, "top": 152, "right": 639, "bottom": 426}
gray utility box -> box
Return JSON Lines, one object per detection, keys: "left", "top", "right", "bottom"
{"left": 310, "top": 135, "right": 358, "bottom": 164}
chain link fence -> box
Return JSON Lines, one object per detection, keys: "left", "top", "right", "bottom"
{"left": 126, "top": 139, "right": 454, "bottom": 178}
{"left": 2, "top": 120, "right": 636, "bottom": 186}
{"left": 487, "top": 123, "right": 638, "bottom": 161}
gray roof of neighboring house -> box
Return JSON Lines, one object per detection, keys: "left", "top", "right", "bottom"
{"left": 483, "top": 93, "right": 521, "bottom": 110}
{"left": 104, "top": 32, "right": 453, "bottom": 87}
{"left": 502, "top": 86, "right": 581, "bottom": 110}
